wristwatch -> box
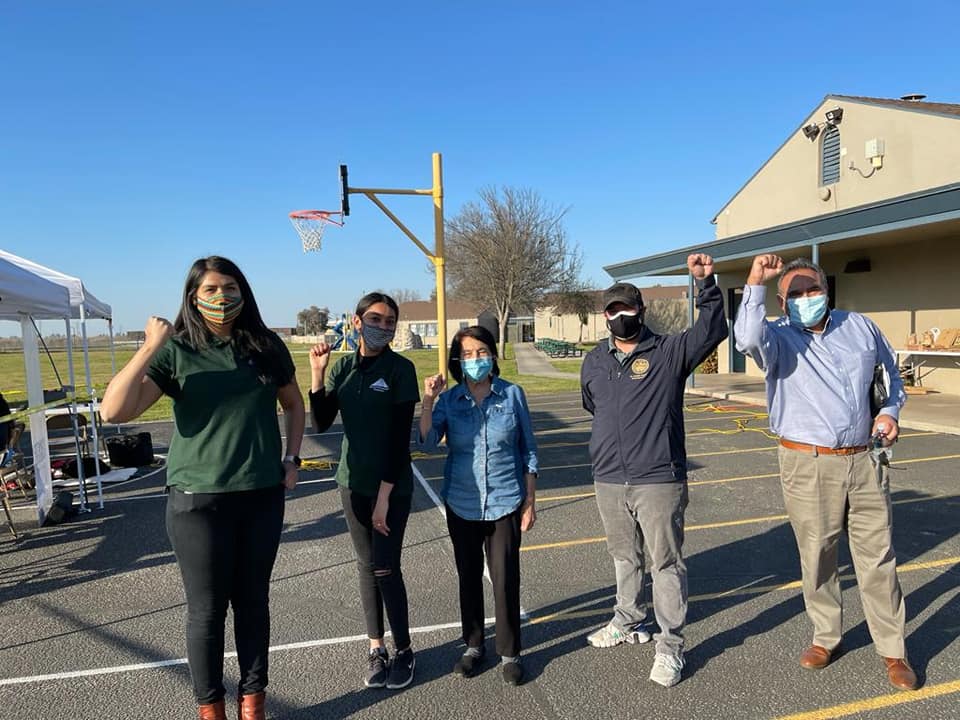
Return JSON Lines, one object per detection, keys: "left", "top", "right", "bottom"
{"left": 283, "top": 455, "right": 302, "bottom": 468}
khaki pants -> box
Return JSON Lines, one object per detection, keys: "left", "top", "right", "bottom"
{"left": 778, "top": 446, "right": 906, "bottom": 658}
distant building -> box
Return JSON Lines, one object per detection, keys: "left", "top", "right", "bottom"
{"left": 535, "top": 286, "right": 688, "bottom": 343}
{"left": 396, "top": 300, "right": 495, "bottom": 349}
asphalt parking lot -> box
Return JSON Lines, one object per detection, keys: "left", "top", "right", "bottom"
{"left": 1, "top": 392, "right": 958, "bottom": 720}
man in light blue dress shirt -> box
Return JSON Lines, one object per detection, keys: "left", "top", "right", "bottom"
{"left": 734, "top": 254, "right": 917, "bottom": 692}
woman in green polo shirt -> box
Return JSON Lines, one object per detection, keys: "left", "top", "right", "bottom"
{"left": 101, "top": 256, "right": 305, "bottom": 720}
{"left": 309, "top": 292, "right": 420, "bottom": 691}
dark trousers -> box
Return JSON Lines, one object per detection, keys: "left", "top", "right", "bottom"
{"left": 166, "top": 485, "right": 285, "bottom": 704}
{"left": 446, "top": 506, "right": 522, "bottom": 658}
{"left": 341, "top": 487, "right": 412, "bottom": 650}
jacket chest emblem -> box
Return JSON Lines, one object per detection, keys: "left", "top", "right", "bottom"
{"left": 630, "top": 358, "right": 650, "bottom": 379}
{"left": 370, "top": 377, "right": 390, "bottom": 392}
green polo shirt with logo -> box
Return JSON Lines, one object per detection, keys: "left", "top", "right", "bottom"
{"left": 327, "top": 348, "right": 419, "bottom": 497}
{"left": 147, "top": 335, "right": 296, "bottom": 493}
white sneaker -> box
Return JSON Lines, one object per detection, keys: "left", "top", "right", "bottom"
{"left": 586, "top": 622, "right": 652, "bottom": 648}
{"left": 649, "top": 652, "right": 684, "bottom": 687}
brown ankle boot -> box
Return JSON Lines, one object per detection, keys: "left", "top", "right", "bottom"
{"left": 238, "top": 691, "right": 266, "bottom": 720}
{"left": 197, "top": 700, "right": 227, "bottom": 720}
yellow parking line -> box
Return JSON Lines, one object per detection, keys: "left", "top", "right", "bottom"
{"left": 538, "top": 491, "right": 597, "bottom": 502}
{"left": 773, "top": 679, "right": 960, "bottom": 720}
{"left": 523, "top": 495, "right": 953, "bottom": 552}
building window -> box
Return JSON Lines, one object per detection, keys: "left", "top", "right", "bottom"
{"left": 427, "top": 323, "right": 438, "bottom": 336}
{"left": 820, "top": 127, "right": 841, "bottom": 185}
{"left": 459, "top": 321, "right": 469, "bottom": 330}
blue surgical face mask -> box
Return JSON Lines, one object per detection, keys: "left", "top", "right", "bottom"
{"left": 461, "top": 357, "right": 494, "bottom": 382}
{"left": 786, "top": 294, "right": 828, "bottom": 328}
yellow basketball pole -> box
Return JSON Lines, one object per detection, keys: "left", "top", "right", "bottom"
{"left": 346, "top": 152, "right": 448, "bottom": 373}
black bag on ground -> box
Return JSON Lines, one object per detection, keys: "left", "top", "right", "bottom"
{"left": 106, "top": 432, "right": 154, "bottom": 467}
{"left": 64, "top": 456, "right": 110, "bottom": 479}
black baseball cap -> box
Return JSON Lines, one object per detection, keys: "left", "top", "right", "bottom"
{"left": 603, "top": 282, "right": 644, "bottom": 311}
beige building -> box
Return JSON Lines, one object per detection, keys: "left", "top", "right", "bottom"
{"left": 395, "top": 300, "right": 488, "bottom": 349}
{"left": 606, "top": 94, "right": 960, "bottom": 394}
{"left": 534, "top": 286, "right": 689, "bottom": 343}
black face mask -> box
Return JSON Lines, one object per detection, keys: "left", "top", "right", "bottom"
{"left": 606, "top": 312, "right": 643, "bottom": 340}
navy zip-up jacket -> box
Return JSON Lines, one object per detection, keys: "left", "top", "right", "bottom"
{"left": 581, "top": 275, "right": 728, "bottom": 485}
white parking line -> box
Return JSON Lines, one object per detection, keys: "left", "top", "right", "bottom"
{"left": 0, "top": 618, "right": 496, "bottom": 687}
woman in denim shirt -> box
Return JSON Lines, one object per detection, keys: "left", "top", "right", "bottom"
{"left": 418, "top": 326, "right": 538, "bottom": 685}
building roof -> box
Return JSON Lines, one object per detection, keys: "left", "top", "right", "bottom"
{"left": 399, "top": 300, "right": 485, "bottom": 321}
{"left": 606, "top": 182, "right": 960, "bottom": 279}
{"left": 831, "top": 94, "right": 960, "bottom": 118}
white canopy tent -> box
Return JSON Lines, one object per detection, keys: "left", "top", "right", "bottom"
{"left": 0, "top": 254, "right": 72, "bottom": 524}
{"left": 0, "top": 249, "right": 116, "bottom": 520}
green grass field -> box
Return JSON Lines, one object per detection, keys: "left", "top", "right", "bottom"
{"left": 1, "top": 344, "right": 580, "bottom": 422}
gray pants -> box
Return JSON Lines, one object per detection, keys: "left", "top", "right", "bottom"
{"left": 778, "top": 446, "right": 906, "bottom": 658}
{"left": 595, "top": 481, "right": 689, "bottom": 658}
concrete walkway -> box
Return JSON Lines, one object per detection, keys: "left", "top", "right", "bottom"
{"left": 512, "top": 342, "right": 579, "bottom": 379}
{"left": 686, "top": 373, "right": 960, "bottom": 435}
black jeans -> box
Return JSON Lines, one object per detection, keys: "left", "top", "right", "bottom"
{"left": 341, "top": 487, "right": 412, "bottom": 650}
{"left": 166, "top": 485, "right": 285, "bottom": 704}
{"left": 446, "top": 506, "right": 522, "bottom": 658}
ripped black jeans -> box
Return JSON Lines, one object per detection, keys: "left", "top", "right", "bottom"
{"left": 341, "top": 487, "right": 412, "bottom": 650}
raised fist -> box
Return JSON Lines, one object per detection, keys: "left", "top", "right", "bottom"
{"left": 144, "top": 316, "right": 174, "bottom": 349}
{"left": 423, "top": 373, "right": 446, "bottom": 402}
{"left": 309, "top": 342, "right": 332, "bottom": 373}
{"left": 747, "top": 254, "right": 784, "bottom": 285}
{"left": 687, "top": 253, "right": 714, "bottom": 280}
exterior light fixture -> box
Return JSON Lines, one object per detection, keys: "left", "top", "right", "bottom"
{"left": 824, "top": 107, "right": 843, "bottom": 126}
{"left": 802, "top": 123, "right": 821, "bottom": 141}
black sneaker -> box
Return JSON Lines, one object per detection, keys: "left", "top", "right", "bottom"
{"left": 453, "top": 648, "right": 486, "bottom": 678}
{"left": 502, "top": 659, "right": 524, "bottom": 686}
{"left": 386, "top": 648, "right": 415, "bottom": 690}
{"left": 364, "top": 648, "right": 389, "bottom": 688}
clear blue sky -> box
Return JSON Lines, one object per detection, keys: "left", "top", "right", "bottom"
{"left": 3, "top": 1, "right": 958, "bottom": 334}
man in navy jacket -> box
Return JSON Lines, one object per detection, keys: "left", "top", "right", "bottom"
{"left": 580, "top": 253, "right": 727, "bottom": 687}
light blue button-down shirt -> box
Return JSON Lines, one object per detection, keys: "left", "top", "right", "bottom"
{"left": 734, "top": 284, "right": 905, "bottom": 448}
{"left": 418, "top": 376, "right": 538, "bottom": 521}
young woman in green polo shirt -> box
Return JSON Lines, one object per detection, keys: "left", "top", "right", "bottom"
{"left": 309, "top": 292, "right": 420, "bottom": 691}
{"left": 101, "top": 256, "right": 305, "bottom": 720}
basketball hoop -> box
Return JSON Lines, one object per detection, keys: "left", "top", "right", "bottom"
{"left": 289, "top": 210, "right": 344, "bottom": 253}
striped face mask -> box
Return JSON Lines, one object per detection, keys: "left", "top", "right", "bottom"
{"left": 197, "top": 293, "right": 244, "bottom": 325}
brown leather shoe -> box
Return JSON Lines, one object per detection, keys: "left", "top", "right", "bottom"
{"left": 239, "top": 691, "right": 266, "bottom": 720}
{"left": 799, "top": 645, "right": 833, "bottom": 669}
{"left": 884, "top": 657, "right": 918, "bottom": 691}
{"left": 197, "top": 700, "right": 226, "bottom": 720}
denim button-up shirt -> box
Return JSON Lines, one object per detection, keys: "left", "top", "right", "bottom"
{"left": 418, "top": 376, "right": 538, "bottom": 521}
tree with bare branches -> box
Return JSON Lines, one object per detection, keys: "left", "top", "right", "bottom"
{"left": 552, "top": 287, "right": 594, "bottom": 343}
{"left": 444, "top": 187, "right": 581, "bottom": 352}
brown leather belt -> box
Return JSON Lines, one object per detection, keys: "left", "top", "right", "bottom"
{"left": 779, "top": 439, "right": 868, "bottom": 456}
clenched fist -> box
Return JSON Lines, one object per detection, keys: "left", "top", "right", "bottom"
{"left": 747, "top": 254, "right": 784, "bottom": 285}
{"left": 144, "top": 316, "right": 174, "bottom": 350}
{"left": 309, "top": 343, "right": 332, "bottom": 374}
{"left": 423, "top": 374, "right": 446, "bottom": 403}
{"left": 687, "top": 253, "right": 714, "bottom": 280}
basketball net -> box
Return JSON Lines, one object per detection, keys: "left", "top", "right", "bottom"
{"left": 289, "top": 210, "right": 343, "bottom": 253}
